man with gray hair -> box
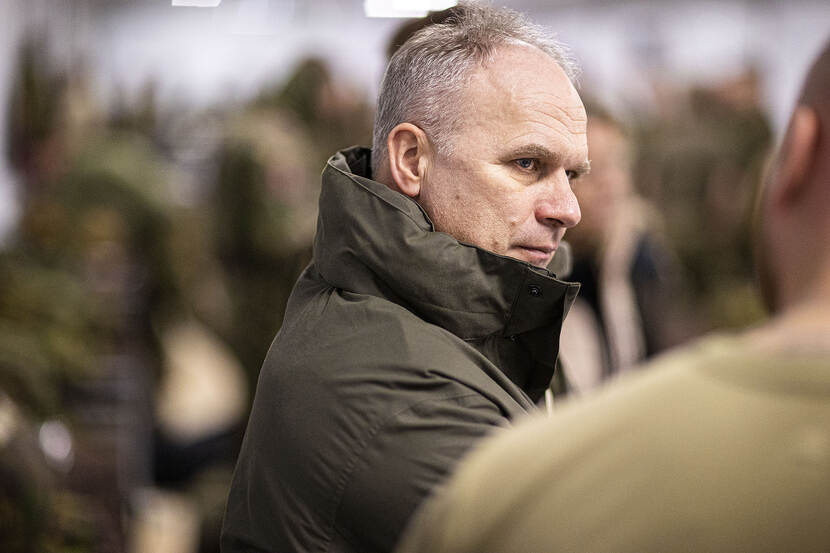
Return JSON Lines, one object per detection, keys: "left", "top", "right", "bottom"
{"left": 394, "top": 36, "right": 830, "bottom": 553}
{"left": 222, "top": 3, "right": 589, "bottom": 552}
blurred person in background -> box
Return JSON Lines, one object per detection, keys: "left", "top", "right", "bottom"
{"left": 205, "top": 56, "right": 372, "bottom": 393}
{"left": 560, "top": 105, "right": 692, "bottom": 393}
{"left": 221, "top": 3, "right": 587, "bottom": 552}
{"left": 636, "top": 68, "right": 772, "bottom": 332}
{"left": 2, "top": 36, "right": 150, "bottom": 551}
{"left": 2, "top": 33, "right": 249, "bottom": 553}
{"left": 3, "top": 19, "right": 376, "bottom": 551}
{"left": 394, "top": 37, "right": 830, "bottom": 553}
{"left": 254, "top": 56, "right": 374, "bottom": 171}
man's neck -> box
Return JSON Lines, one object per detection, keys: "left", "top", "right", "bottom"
{"left": 746, "top": 291, "right": 830, "bottom": 354}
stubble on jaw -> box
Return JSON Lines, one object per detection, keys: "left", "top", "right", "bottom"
{"left": 420, "top": 165, "right": 511, "bottom": 255}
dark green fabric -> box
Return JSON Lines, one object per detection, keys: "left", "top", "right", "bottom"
{"left": 221, "top": 147, "right": 578, "bottom": 553}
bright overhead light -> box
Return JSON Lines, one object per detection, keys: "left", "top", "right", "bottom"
{"left": 172, "top": 0, "right": 222, "bottom": 7}
{"left": 364, "top": 0, "right": 458, "bottom": 18}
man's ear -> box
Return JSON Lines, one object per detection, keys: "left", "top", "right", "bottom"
{"left": 776, "top": 105, "right": 820, "bottom": 205}
{"left": 386, "top": 123, "right": 431, "bottom": 198}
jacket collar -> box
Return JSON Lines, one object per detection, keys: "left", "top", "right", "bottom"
{"left": 313, "top": 147, "right": 579, "bottom": 342}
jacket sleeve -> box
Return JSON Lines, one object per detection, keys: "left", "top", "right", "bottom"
{"left": 331, "top": 392, "right": 508, "bottom": 553}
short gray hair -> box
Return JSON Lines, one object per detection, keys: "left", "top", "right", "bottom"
{"left": 371, "top": 1, "right": 579, "bottom": 177}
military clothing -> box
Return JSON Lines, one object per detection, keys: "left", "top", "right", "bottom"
{"left": 396, "top": 332, "right": 830, "bottom": 553}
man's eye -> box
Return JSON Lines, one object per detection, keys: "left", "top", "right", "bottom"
{"left": 514, "top": 158, "right": 537, "bottom": 171}
{"left": 566, "top": 170, "right": 580, "bottom": 181}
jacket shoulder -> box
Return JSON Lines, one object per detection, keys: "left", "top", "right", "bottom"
{"left": 226, "top": 285, "right": 518, "bottom": 553}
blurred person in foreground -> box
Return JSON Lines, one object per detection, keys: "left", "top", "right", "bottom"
{"left": 561, "top": 107, "right": 691, "bottom": 392}
{"left": 395, "top": 38, "right": 830, "bottom": 553}
{"left": 221, "top": 3, "right": 588, "bottom": 552}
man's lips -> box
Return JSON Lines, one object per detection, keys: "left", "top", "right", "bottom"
{"left": 520, "top": 245, "right": 556, "bottom": 254}
{"left": 513, "top": 245, "right": 557, "bottom": 266}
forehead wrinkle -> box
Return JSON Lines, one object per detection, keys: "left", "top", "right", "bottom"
{"left": 458, "top": 48, "right": 587, "bottom": 162}
{"left": 522, "top": 113, "right": 587, "bottom": 144}
{"left": 492, "top": 86, "right": 587, "bottom": 144}
{"left": 510, "top": 114, "right": 588, "bottom": 157}
{"left": 479, "top": 99, "right": 586, "bottom": 149}
{"left": 524, "top": 95, "right": 587, "bottom": 134}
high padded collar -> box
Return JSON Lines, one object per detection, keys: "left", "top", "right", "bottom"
{"left": 313, "top": 147, "right": 579, "bottom": 341}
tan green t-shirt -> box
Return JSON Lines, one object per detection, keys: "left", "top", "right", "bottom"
{"left": 395, "top": 333, "right": 830, "bottom": 553}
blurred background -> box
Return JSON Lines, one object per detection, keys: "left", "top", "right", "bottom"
{"left": 1, "top": 1, "right": 828, "bottom": 551}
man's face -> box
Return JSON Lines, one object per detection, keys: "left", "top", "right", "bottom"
{"left": 417, "top": 43, "right": 589, "bottom": 268}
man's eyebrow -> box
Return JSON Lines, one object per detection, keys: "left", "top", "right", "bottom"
{"left": 505, "top": 143, "right": 591, "bottom": 175}
{"left": 505, "top": 143, "right": 560, "bottom": 162}
{"left": 573, "top": 159, "right": 591, "bottom": 176}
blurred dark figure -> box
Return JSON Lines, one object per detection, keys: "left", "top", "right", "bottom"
{"left": 3, "top": 23, "right": 380, "bottom": 553}
{"left": 205, "top": 109, "right": 318, "bottom": 393}
{"left": 6, "top": 35, "right": 68, "bottom": 193}
{"left": 154, "top": 56, "right": 374, "bottom": 550}
{"left": 636, "top": 68, "right": 772, "bottom": 331}
{"left": 561, "top": 106, "right": 693, "bottom": 392}
{"left": 198, "top": 58, "right": 374, "bottom": 391}
{"left": 395, "top": 38, "right": 830, "bottom": 553}
{"left": 3, "top": 35, "right": 165, "bottom": 552}
{"left": 2, "top": 34, "right": 248, "bottom": 553}
{"left": 255, "top": 57, "right": 373, "bottom": 170}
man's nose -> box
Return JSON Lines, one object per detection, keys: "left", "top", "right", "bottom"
{"left": 536, "top": 170, "right": 581, "bottom": 228}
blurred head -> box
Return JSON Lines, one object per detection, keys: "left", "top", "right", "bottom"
{"left": 373, "top": 2, "right": 588, "bottom": 268}
{"left": 756, "top": 38, "right": 830, "bottom": 313}
{"left": 567, "top": 111, "right": 634, "bottom": 255}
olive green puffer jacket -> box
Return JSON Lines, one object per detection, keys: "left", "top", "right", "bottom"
{"left": 221, "top": 147, "right": 578, "bottom": 553}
